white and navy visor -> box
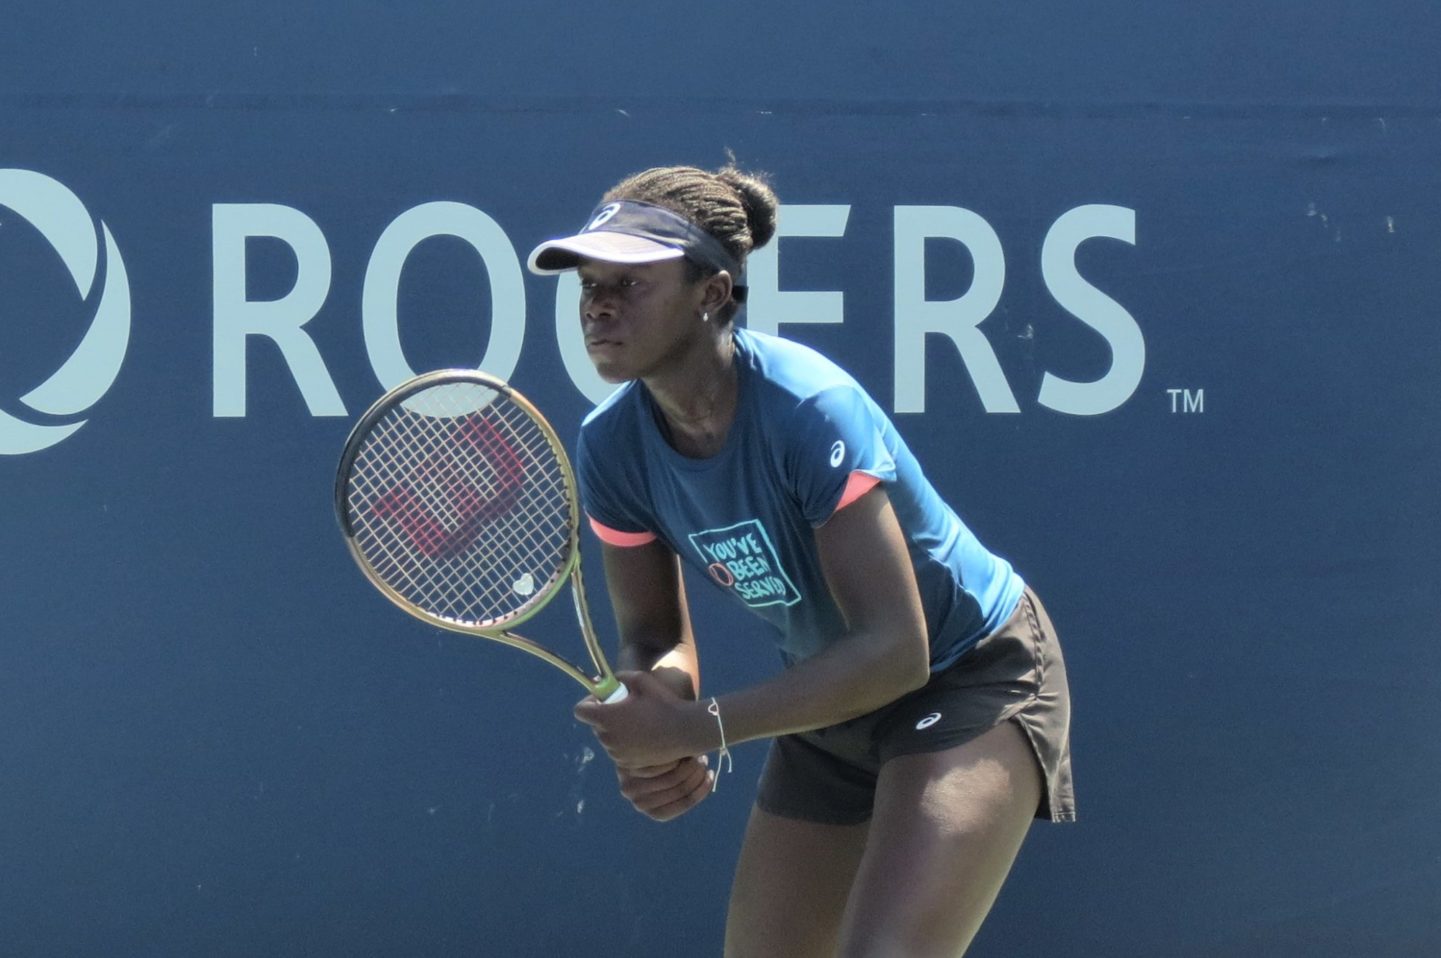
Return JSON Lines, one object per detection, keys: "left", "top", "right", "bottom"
{"left": 527, "top": 200, "right": 746, "bottom": 297}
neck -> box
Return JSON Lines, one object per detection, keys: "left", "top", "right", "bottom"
{"left": 644, "top": 329, "right": 738, "bottom": 457}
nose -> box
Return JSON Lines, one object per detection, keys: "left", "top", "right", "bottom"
{"left": 582, "top": 285, "right": 617, "bottom": 324}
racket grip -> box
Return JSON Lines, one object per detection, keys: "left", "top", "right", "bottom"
{"left": 599, "top": 683, "right": 629, "bottom": 705}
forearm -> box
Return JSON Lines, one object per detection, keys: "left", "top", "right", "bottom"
{"left": 618, "top": 636, "right": 700, "bottom": 701}
{"left": 582, "top": 622, "right": 927, "bottom": 771}
{"left": 603, "top": 541, "right": 700, "bottom": 701}
{"left": 584, "top": 490, "right": 935, "bottom": 770}
{"left": 682, "top": 627, "right": 929, "bottom": 755}
{"left": 704, "top": 486, "right": 931, "bottom": 745}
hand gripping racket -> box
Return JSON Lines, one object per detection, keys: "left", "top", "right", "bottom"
{"left": 335, "top": 369, "right": 627, "bottom": 703}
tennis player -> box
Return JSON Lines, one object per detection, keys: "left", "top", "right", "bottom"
{"left": 529, "top": 165, "right": 1074, "bottom": 958}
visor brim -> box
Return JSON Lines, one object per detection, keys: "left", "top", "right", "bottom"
{"left": 527, "top": 232, "right": 686, "bottom": 275}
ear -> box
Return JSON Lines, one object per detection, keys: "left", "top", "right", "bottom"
{"left": 699, "top": 270, "right": 734, "bottom": 314}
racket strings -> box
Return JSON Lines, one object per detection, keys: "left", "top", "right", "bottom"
{"left": 345, "top": 383, "right": 574, "bottom": 626}
{"left": 354, "top": 416, "right": 568, "bottom": 618}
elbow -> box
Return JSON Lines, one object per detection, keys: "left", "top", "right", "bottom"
{"left": 899, "top": 652, "right": 930, "bottom": 695}
{"left": 843, "top": 620, "right": 931, "bottom": 706}
{"left": 879, "top": 631, "right": 930, "bottom": 697}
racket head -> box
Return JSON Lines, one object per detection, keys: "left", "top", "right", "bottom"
{"left": 335, "top": 369, "right": 580, "bottom": 636}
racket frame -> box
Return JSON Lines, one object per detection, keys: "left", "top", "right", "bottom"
{"left": 335, "top": 369, "right": 623, "bottom": 701}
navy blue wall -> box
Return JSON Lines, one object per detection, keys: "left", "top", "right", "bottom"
{"left": 3, "top": 3, "right": 1438, "bottom": 955}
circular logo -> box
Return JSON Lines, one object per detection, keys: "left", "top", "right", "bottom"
{"left": 706, "top": 561, "right": 736, "bottom": 588}
{"left": 829, "top": 440, "right": 845, "bottom": 468}
{"left": 586, "top": 203, "right": 622, "bottom": 231}
{"left": 0, "top": 169, "right": 131, "bottom": 455}
{"left": 915, "top": 712, "right": 942, "bottom": 730}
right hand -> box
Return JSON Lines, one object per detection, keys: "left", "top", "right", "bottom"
{"left": 616, "top": 755, "right": 713, "bottom": 821}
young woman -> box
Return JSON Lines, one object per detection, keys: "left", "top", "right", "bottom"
{"left": 527, "top": 165, "right": 1074, "bottom": 958}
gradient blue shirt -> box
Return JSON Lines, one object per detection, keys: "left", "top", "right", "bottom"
{"left": 576, "top": 328, "right": 1023, "bottom": 670}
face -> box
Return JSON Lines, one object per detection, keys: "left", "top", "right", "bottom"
{"left": 576, "top": 257, "right": 709, "bottom": 383}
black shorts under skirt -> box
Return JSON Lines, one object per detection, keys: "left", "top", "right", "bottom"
{"left": 755, "top": 587, "right": 1076, "bottom": 825}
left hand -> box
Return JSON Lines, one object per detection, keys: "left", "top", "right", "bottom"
{"left": 574, "top": 670, "right": 712, "bottom": 769}
{"left": 616, "top": 757, "right": 713, "bottom": 821}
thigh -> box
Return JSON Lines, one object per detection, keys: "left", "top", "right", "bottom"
{"left": 724, "top": 806, "right": 870, "bottom": 958}
{"left": 837, "top": 720, "right": 1042, "bottom": 958}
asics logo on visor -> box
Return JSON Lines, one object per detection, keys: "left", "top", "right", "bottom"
{"left": 587, "top": 204, "right": 621, "bottom": 230}
{"left": 915, "top": 712, "right": 942, "bottom": 730}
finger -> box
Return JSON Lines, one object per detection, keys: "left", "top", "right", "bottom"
{"left": 620, "top": 765, "right": 696, "bottom": 801}
{"left": 618, "top": 760, "right": 684, "bottom": 780}
{"left": 634, "top": 779, "right": 708, "bottom": 821}
{"left": 623, "top": 760, "right": 705, "bottom": 802}
{"left": 640, "top": 767, "right": 713, "bottom": 821}
{"left": 572, "top": 700, "right": 604, "bottom": 727}
{"left": 622, "top": 755, "right": 706, "bottom": 781}
{"left": 619, "top": 760, "right": 693, "bottom": 798}
{"left": 626, "top": 758, "right": 710, "bottom": 808}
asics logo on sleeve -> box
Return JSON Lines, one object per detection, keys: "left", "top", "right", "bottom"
{"left": 829, "top": 440, "right": 845, "bottom": 467}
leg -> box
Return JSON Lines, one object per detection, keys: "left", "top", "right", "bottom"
{"left": 837, "top": 721, "right": 1042, "bottom": 958}
{"left": 724, "top": 806, "right": 870, "bottom": 958}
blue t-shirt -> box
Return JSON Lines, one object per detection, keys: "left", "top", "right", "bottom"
{"left": 575, "top": 328, "right": 1024, "bottom": 671}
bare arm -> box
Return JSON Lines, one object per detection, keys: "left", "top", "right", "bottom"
{"left": 601, "top": 538, "right": 699, "bottom": 701}
{"left": 587, "top": 538, "right": 714, "bottom": 819}
{"left": 711, "top": 485, "right": 930, "bottom": 743}
{"left": 577, "top": 487, "right": 931, "bottom": 768}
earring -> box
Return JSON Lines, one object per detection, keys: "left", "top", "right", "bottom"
{"left": 702, "top": 311, "right": 710, "bottom": 323}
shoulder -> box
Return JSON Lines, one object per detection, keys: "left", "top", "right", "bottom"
{"left": 574, "top": 383, "right": 652, "bottom": 521}
{"left": 736, "top": 331, "right": 896, "bottom": 505}
{"left": 580, "top": 381, "right": 644, "bottom": 442}
{"left": 737, "top": 328, "right": 872, "bottom": 414}
{"left": 738, "top": 329, "right": 885, "bottom": 437}
{"left": 576, "top": 382, "right": 650, "bottom": 478}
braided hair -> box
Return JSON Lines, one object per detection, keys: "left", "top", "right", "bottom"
{"left": 602, "top": 164, "right": 778, "bottom": 321}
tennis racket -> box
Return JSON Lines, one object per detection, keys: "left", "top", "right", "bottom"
{"left": 335, "top": 369, "right": 627, "bottom": 704}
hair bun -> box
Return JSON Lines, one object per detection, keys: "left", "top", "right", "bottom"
{"left": 717, "top": 166, "right": 778, "bottom": 252}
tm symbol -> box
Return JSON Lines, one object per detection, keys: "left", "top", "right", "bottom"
{"left": 1167, "top": 388, "right": 1205, "bottom": 414}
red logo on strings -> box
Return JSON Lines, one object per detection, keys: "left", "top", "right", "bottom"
{"left": 371, "top": 414, "right": 525, "bottom": 559}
